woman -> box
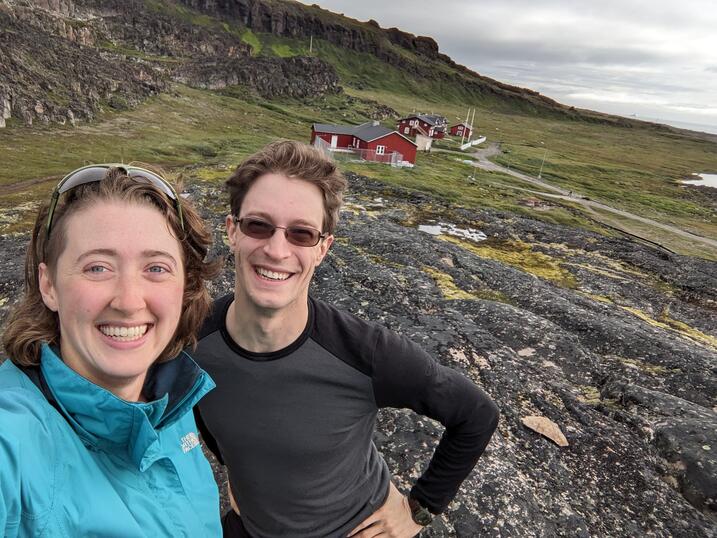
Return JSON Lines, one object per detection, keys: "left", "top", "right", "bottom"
{"left": 0, "top": 164, "right": 222, "bottom": 536}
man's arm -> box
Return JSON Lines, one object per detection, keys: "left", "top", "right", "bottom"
{"left": 371, "top": 328, "right": 500, "bottom": 515}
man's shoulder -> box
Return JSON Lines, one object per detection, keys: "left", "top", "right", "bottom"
{"left": 197, "top": 293, "right": 233, "bottom": 341}
{"left": 308, "top": 297, "right": 407, "bottom": 377}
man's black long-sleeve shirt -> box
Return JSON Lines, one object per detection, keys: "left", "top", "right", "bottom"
{"left": 195, "top": 294, "right": 499, "bottom": 537}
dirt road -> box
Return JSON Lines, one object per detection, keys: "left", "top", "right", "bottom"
{"left": 439, "top": 143, "right": 717, "bottom": 250}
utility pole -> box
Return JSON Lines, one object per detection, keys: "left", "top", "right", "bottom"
{"left": 538, "top": 148, "right": 547, "bottom": 179}
{"left": 309, "top": 35, "right": 313, "bottom": 54}
{"left": 460, "top": 107, "right": 470, "bottom": 146}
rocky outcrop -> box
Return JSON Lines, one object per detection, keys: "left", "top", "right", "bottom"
{"left": 0, "top": 7, "right": 167, "bottom": 127}
{"left": 175, "top": 55, "right": 340, "bottom": 99}
{"left": 0, "top": 0, "right": 338, "bottom": 127}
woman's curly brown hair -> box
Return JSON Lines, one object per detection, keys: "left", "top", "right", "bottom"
{"left": 2, "top": 165, "right": 220, "bottom": 366}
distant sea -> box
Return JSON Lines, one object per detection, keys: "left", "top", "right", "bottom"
{"left": 640, "top": 116, "right": 717, "bottom": 136}
{"left": 682, "top": 174, "right": 717, "bottom": 189}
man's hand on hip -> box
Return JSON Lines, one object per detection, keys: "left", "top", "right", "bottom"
{"left": 347, "top": 481, "right": 424, "bottom": 538}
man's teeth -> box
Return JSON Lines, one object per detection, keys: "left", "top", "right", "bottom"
{"left": 256, "top": 267, "right": 290, "bottom": 281}
{"left": 99, "top": 324, "right": 148, "bottom": 341}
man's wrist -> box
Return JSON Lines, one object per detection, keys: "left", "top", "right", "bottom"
{"left": 407, "top": 495, "right": 434, "bottom": 526}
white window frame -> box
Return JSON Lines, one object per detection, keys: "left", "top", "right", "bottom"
{"left": 376, "top": 145, "right": 385, "bottom": 155}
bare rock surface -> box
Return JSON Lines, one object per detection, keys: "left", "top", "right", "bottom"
{"left": 1, "top": 173, "right": 715, "bottom": 536}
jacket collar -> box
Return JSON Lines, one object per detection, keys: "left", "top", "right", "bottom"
{"left": 39, "top": 343, "right": 215, "bottom": 469}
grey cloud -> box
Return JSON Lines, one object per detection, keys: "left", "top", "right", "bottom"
{"left": 297, "top": 0, "right": 717, "bottom": 128}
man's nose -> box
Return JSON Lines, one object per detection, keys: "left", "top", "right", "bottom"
{"left": 262, "top": 228, "right": 292, "bottom": 259}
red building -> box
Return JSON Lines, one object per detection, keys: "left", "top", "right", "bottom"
{"left": 311, "top": 122, "right": 417, "bottom": 165}
{"left": 449, "top": 122, "right": 472, "bottom": 139}
{"left": 396, "top": 114, "right": 447, "bottom": 139}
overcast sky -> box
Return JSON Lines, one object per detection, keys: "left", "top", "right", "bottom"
{"left": 297, "top": 0, "right": 717, "bottom": 133}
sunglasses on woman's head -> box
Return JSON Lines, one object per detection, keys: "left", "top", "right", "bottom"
{"left": 234, "top": 216, "right": 326, "bottom": 247}
{"left": 46, "top": 164, "right": 184, "bottom": 236}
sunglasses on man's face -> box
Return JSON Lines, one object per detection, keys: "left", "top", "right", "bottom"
{"left": 46, "top": 164, "right": 184, "bottom": 236}
{"left": 234, "top": 217, "right": 327, "bottom": 247}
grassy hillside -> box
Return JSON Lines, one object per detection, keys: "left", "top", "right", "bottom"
{"left": 1, "top": 0, "right": 716, "bottom": 259}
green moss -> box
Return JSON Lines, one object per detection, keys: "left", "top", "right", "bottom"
{"left": 422, "top": 266, "right": 475, "bottom": 300}
{"left": 270, "top": 44, "right": 296, "bottom": 57}
{"left": 472, "top": 289, "right": 511, "bottom": 303}
{"left": 440, "top": 236, "right": 578, "bottom": 288}
{"left": 190, "top": 166, "right": 230, "bottom": 183}
{"left": 241, "top": 30, "right": 262, "bottom": 54}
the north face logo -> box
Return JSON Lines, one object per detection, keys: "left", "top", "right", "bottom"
{"left": 180, "top": 432, "right": 200, "bottom": 453}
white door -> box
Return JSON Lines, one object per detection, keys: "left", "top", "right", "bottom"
{"left": 331, "top": 135, "right": 338, "bottom": 148}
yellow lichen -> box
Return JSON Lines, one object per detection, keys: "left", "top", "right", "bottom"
{"left": 621, "top": 306, "right": 717, "bottom": 350}
{"left": 440, "top": 237, "right": 578, "bottom": 288}
{"left": 617, "top": 356, "right": 680, "bottom": 375}
{"left": 576, "top": 385, "right": 601, "bottom": 404}
{"left": 421, "top": 266, "right": 475, "bottom": 300}
{"left": 580, "top": 292, "right": 614, "bottom": 304}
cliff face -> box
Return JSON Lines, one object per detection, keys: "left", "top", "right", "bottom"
{"left": 175, "top": 0, "right": 579, "bottom": 113}
{"left": 0, "top": 6, "right": 167, "bottom": 128}
{"left": 175, "top": 55, "right": 339, "bottom": 98}
{"left": 0, "top": 0, "right": 341, "bottom": 127}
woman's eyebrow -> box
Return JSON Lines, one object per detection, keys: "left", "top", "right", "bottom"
{"left": 75, "top": 249, "right": 179, "bottom": 267}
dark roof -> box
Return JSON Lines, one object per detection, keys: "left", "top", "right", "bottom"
{"left": 312, "top": 123, "right": 356, "bottom": 135}
{"left": 419, "top": 114, "right": 447, "bottom": 126}
{"left": 353, "top": 123, "right": 394, "bottom": 141}
{"left": 398, "top": 114, "right": 447, "bottom": 126}
{"left": 313, "top": 122, "right": 415, "bottom": 146}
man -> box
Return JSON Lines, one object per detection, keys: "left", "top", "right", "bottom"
{"left": 195, "top": 140, "right": 499, "bottom": 538}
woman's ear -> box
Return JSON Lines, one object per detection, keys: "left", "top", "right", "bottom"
{"left": 38, "top": 263, "right": 59, "bottom": 312}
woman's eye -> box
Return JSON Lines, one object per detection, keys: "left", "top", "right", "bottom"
{"left": 148, "top": 265, "right": 168, "bottom": 273}
{"left": 87, "top": 265, "right": 107, "bottom": 273}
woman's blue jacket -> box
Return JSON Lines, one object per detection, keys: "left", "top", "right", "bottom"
{"left": 0, "top": 344, "right": 221, "bottom": 537}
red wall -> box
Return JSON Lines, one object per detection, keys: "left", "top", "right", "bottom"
{"left": 396, "top": 118, "right": 445, "bottom": 139}
{"left": 312, "top": 129, "right": 354, "bottom": 148}
{"left": 449, "top": 124, "right": 472, "bottom": 138}
{"left": 366, "top": 133, "right": 417, "bottom": 164}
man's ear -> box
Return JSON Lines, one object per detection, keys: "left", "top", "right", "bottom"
{"left": 315, "top": 234, "right": 334, "bottom": 265}
{"left": 38, "top": 263, "right": 58, "bottom": 312}
{"left": 226, "top": 215, "right": 237, "bottom": 248}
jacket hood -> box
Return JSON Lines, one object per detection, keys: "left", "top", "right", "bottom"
{"left": 39, "top": 343, "right": 215, "bottom": 470}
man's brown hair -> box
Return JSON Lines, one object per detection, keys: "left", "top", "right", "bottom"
{"left": 2, "top": 166, "right": 220, "bottom": 366}
{"left": 226, "top": 140, "right": 348, "bottom": 234}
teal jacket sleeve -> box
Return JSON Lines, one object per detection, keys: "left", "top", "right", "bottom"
{"left": 0, "top": 387, "right": 56, "bottom": 537}
{"left": 0, "top": 400, "right": 22, "bottom": 536}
